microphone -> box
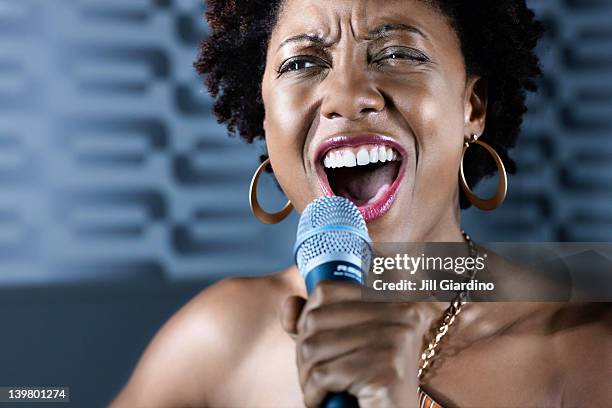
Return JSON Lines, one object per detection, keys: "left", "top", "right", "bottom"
{"left": 294, "top": 196, "right": 373, "bottom": 408}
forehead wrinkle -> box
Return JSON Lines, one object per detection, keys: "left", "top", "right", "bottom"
{"left": 348, "top": 1, "right": 368, "bottom": 41}
{"left": 367, "top": 23, "right": 428, "bottom": 40}
{"left": 274, "top": 2, "right": 341, "bottom": 51}
{"left": 274, "top": 0, "right": 438, "bottom": 52}
{"left": 277, "top": 33, "right": 326, "bottom": 51}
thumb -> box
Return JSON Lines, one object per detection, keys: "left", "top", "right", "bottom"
{"left": 280, "top": 295, "right": 307, "bottom": 339}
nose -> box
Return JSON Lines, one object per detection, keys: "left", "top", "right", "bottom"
{"left": 320, "top": 68, "right": 385, "bottom": 121}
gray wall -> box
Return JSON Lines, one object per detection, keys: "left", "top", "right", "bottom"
{"left": 0, "top": 0, "right": 611, "bottom": 285}
{"left": 465, "top": 0, "right": 612, "bottom": 242}
{"left": 0, "top": 0, "right": 298, "bottom": 285}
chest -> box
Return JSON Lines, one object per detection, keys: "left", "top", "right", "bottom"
{"left": 215, "top": 333, "right": 304, "bottom": 407}
{"left": 423, "top": 335, "right": 562, "bottom": 407}
{"left": 215, "top": 331, "right": 562, "bottom": 407}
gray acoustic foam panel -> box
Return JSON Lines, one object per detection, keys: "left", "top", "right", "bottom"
{"left": 0, "top": 0, "right": 610, "bottom": 284}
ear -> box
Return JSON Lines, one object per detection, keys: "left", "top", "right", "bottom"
{"left": 464, "top": 75, "right": 487, "bottom": 138}
{"left": 262, "top": 121, "right": 269, "bottom": 156}
{"left": 262, "top": 118, "right": 268, "bottom": 149}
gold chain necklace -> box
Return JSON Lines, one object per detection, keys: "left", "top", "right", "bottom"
{"left": 417, "top": 230, "right": 477, "bottom": 380}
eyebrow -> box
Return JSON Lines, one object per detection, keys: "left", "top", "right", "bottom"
{"left": 277, "top": 33, "right": 326, "bottom": 50}
{"left": 277, "top": 23, "right": 427, "bottom": 51}
{"left": 367, "top": 23, "right": 427, "bottom": 40}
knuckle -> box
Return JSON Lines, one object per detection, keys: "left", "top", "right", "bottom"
{"left": 298, "top": 362, "right": 309, "bottom": 386}
{"left": 303, "top": 395, "right": 317, "bottom": 408}
{"left": 310, "top": 363, "right": 329, "bottom": 385}
{"left": 303, "top": 386, "right": 323, "bottom": 408}
{"left": 396, "top": 302, "right": 420, "bottom": 323}
{"left": 300, "top": 334, "right": 320, "bottom": 360}
{"left": 303, "top": 308, "right": 323, "bottom": 332}
{"left": 384, "top": 324, "right": 411, "bottom": 346}
{"left": 301, "top": 385, "right": 316, "bottom": 408}
{"left": 381, "top": 348, "right": 404, "bottom": 379}
{"left": 313, "top": 281, "right": 334, "bottom": 301}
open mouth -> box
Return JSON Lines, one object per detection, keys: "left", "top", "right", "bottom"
{"left": 315, "top": 136, "right": 405, "bottom": 222}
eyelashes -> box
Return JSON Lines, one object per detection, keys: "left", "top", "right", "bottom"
{"left": 372, "top": 46, "right": 431, "bottom": 64}
{"left": 276, "top": 47, "right": 432, "bottom": 78}
{"left": 276, "top": 55, "right": 330, "bottom": 77}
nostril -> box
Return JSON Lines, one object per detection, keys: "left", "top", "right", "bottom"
{"left": 360, "top": 106, "right": 379, "bottom": 115}
{"left": 324, "top": 107, "right": 380, "bottom": 121}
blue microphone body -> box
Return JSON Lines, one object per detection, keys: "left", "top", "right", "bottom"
{"left": 294, "top": 196, "right": 373, "bottom": 408}
{"left": 303, "top": 257, "right": 363, "bottom": 293}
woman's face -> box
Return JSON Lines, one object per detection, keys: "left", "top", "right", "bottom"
{"left": 261, "top": 0, "right": 486, "bottom": 242}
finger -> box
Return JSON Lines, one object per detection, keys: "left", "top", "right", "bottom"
{"left": 298, "top": 323, "right": 408, "bottom": 384}
{"left": 280, "top": 295, "right": 306, "bottom": 337}
{"left": 298, "top": 301, "right": 418, "bottom": 335}
{"left": 297, "top": 281, "right": 363, "bottom": 333}
{"left": 301, "top": 346, "right": 400, "bottom": 408}
{"left": 308, "top": 281, "right": 364, "bottom": 309}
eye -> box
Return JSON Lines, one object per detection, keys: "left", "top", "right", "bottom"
{"left": 374, "top": 47, "right": 430, "bottom": 64}
{"left": 277, "top": 56, "right": 328, "bottom": 76}
{"left": 285, "top": 59, "right": 316, "bottom": 71}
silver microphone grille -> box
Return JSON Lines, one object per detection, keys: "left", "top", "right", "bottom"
{"left": 294, "top": 196, "right": 372, "bottom": 274}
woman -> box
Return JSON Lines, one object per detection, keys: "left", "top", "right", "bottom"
{"left": 110, "top": 0, "right": 611, "bottom": 407}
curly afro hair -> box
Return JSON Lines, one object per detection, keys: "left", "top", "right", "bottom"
{"left": 195, "top": 0, "right": 544, "bottom": 209}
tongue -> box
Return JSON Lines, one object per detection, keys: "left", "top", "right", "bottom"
{"left": 329, "top": 161, "right": 399, "bottom": 207}
{"left": 338, "top": 182, "right": 390, "bottom": 206}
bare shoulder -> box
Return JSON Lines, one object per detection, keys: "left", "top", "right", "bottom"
{"left": 549, "top": 304, "right": 612, "bottom": 407}
{"left": 109, "top": 267, "right": 303, "bottom": 408}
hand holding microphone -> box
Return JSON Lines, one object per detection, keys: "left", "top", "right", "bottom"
{"left": 281, "top": 197, "right": 429, "bottom": 408}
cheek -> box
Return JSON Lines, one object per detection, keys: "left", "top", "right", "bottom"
{"left": 421, "top": 104, "right": 464, "bottom": 205}
{"left": 418, "top": 92, "right": 464, "bottom": 161}
{"left": 393, "top": 77, "right": 464, "bottom": 145}
{"left": 263, "top": 82, "right": 316, "bottom": 213}
{"left": 391, "top": 78, "right": 465, "bottom": 201}
{"left": 266, "top": 83, "right": 311, "bottom": 138}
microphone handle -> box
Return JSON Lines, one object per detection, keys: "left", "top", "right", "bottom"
{"left": 304, "top": 260, "right": 364, "bottom": 408}
{"left": 322, "top": 392, "right": 359, "bottom": 408}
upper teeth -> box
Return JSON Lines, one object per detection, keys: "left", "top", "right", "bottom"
{"left": 323, "top": 145, "right": 400, "bottom": 169}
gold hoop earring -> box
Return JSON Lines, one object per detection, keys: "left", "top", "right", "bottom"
{"left": 249, "top": 157, "right": 293, "bottom": 224}
{"left": 460, "top": 135, "right": 507, "bottom": 211}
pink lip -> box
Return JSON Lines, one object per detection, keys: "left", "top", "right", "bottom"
{"left": 314, "top": 134, "right": 406, "bottom": 223}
